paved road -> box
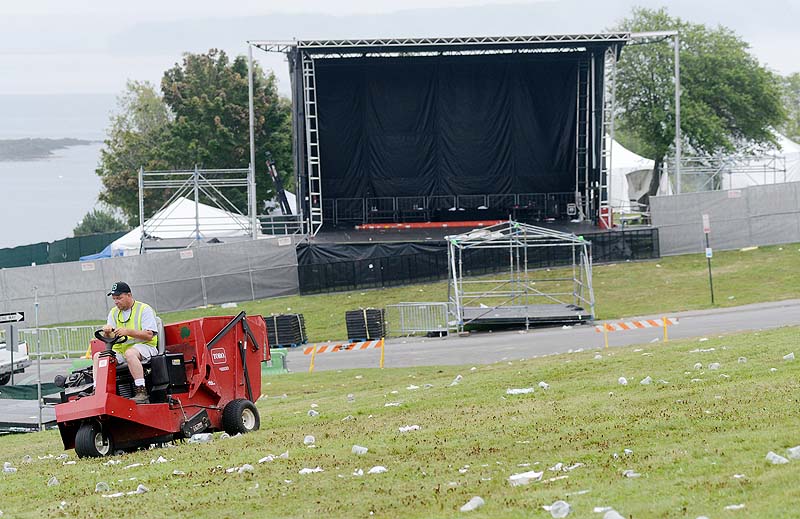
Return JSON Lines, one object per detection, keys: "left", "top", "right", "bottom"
{"left": 282, "top": 299, "right": 800, "bottom": 372}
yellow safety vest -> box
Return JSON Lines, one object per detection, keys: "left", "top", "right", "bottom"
{"left": 111, "top": 301, "right": 158, "bottom": 355}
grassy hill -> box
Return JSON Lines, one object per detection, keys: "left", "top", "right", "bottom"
{"left": 1, "top": 326, "right": 799, "bottom": 517}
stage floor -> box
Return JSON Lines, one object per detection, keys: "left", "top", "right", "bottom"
{"left": 313, "top": 221, "right": 602, "bottom": 244}
{"left": 461, "top": 304, "right": 592, "bottom": 326}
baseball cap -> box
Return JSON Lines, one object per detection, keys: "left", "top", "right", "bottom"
{"left": 108, "top": 281, "right": 132, "bottom": 296}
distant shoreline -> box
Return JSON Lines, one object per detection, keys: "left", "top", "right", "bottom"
{"left": 0, "top": 138, "right": 99, "bottom": 162}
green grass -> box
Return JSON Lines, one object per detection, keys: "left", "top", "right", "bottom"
{"left": 2, "top": 327, "right": 800, "bottom": 518}
{"left": 63, "top": 242, "right": 800, "bottom": 342}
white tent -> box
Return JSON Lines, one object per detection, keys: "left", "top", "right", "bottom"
{"left": 721, "top": 134, "right": 800, "bottom": 189}
{"left": 111, "top": 197, "right": 253, "bottom": 256}
{"left": 607, "top": 138, "right": 671, "bottom": 211}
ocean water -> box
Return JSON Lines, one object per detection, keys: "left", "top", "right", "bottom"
{"left": 0, "top": 94, "right": 115, "bottom": 249}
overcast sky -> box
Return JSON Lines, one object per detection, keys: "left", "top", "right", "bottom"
{"left": 0, "top": 0, "right": 797, "bottom": 96}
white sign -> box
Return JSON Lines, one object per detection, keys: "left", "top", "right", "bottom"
{"left": 277, "top": 237, "right": 292, "bottom": 247}
{"left": 702, "top": 214, "right": 711, "bottom": 234}
{"left": 0, "top": 312, "right": 24, "bottom": 324}
{"left": 81, "top": 262, "right": 96, "bottom": 272}
{"left": 705, "top": 247, "right": 713, "bottom": 259}
{"left": 179, "top": 249, "right": 194, "bottom": 260}
{"left": 728, "top": 190, "right": 742, "bottom": 199}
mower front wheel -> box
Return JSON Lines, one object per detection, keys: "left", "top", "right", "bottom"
{"left": 75, "top": 422, "right": 114, "bottom": 458}
{"left": 222, "top": 399, "right": 260, "bottom": 435}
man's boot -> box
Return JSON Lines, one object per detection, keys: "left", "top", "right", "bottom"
{"left": 132, "top": 385, "right": 149, "bottom": 404}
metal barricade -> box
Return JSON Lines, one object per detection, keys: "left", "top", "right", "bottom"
{"left": 386, "top": 302, "right": 451, "bottom": 337}
{"left": 17, "top": 325, "right": 100, "bottom": 359}
{"left": 258, "top": 214, "right": 304, "bottom": 235}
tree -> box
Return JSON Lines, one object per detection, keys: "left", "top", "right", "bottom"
{"left": 781, "top": 73, "right": 800, "bottom": 143}
{"left": 613, "top": 8, "right": 786, "bottom": 201}
{"left": 73, "top": 207, "right": 129, "bottom": 236}
{"left": 96, "top": 50, "right": 292, "bottom": 225}
{"left": 96, "top": 81, "right": 174, "bottom": 225}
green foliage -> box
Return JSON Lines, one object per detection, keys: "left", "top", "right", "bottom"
{"left": 72, "top": 207, "right": 129, "bottom": 236}
{"left": 781, "top": 73, "right": 800, "bottom": 143}
{"left": 2, "top": 328, "right": 800, "bottom": 517}
{"left": 613, "top": 8, "right": 786, "bottom": 197}
{"left": 96, "top": 50, "right": 292, "bottom": 225}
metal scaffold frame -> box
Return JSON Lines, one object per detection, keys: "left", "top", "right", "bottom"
{"left": 446, "top": 221, "right": 594, "bottom": 332}
{"left": 137, "top": 165, "right": 257, "bottom": 253}
{"left": 663, "top": 154, "right": 789, "bottom": 193}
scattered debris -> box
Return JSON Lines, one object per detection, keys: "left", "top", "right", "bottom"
{"left": 538, "top": 381, "right": 550, "bottom": 390}
{"left": 342, "top": 415, "right": 354, "bottom": 421}
{"left": 459, "top": 496, "right": 485, "bottom": 512}
{"left": 508, "top": 470, "right": 543, "bottom": 486}
{"left": 543, "top": 500, "right": 571, "bottom": 518}
{"left": 784, "top": 352, "right": 795, "bottom": 361}
{"left": 406, "top": 385, "right": 419, "bottom": 390}
{"left": 21, "top": 455, "right": 32, "bottom": 464}
{"left": 352, "top": 468, "right": 364, "bottom": 476}
{"left": 3, "top": 462, "right": 17, "bottom": 473}
{"left": 95, "top": 482, "right": 110, "bottom": 492}
{"left": 188, "top": 433, "right": 213, "bottom": 444}
{"left": 303, "top": 435, "right": 315, "bottom": 446}
{"left": 150, "top": 456, "right": 168, "bottom": 464}
{"left": 367, "top": 466, "right": 388, "bottom": 474}
{"left": 399, "top": 425, "right": 420, "bottom": 433}
{"left": 308, "top": 409, "right": 320, "bottom": 417}
{"left": 618, "top": 377, "right": 628, "bottom": 386}
{"left": 766, "top": 451, "right": 789, "bottom": 464}
{"left": 708, "top": 363, "right": 721, "bottom": 370}
{"left": 172, "top": 470, "right": 186, "bottom": 476}
{"left": 123, "top": 463, "right": 143, "bottom": 470}
{"left": 352, "top": 445, "right": 368, "bottom": 455}
{"left": 693, "top": 363, "right": 703, "bottom": 370}
{"left": 621, "top": 469, "right": 641, "bottom": 478}
{"left": 787, "top": 446, "right": 800, "bottom": 459}
{"left": 450, "top": 375, "right": 463, "bottom": 386}
{"left": 603, "top": 511, "right": 625, "bottom": 519}
{"left": 299, "top": 467, "right": 324, "bottom": 475}
{"left": 738, "top": 357, "right": 747, "bottom": 363}
{"left": 506, "top": 388, "right": 535, "bottom": 395}
{"left": 47, "top": 476, "right": 60, "bottom": 486}
{"left": 640, "top": 376, "right": 652, "bottom": 385}
{"left": 723, "top": 504, "right": 745, "bottom": 511}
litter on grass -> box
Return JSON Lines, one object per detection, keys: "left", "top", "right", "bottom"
{"left": 95, "top": 482, "right": 110, "bottom": 492}
{"left": 299, "top": 467, "right": 324, "bottom": 474}
{"left": 766, "top": 451, "right": 789, "bottom": 464}
{"left": 508, "top": 470, "right": 543, "bottom": 486}
{"left": 784, "top": 352, "right": 795, "bottom": 361}
{"left": 303, "top": 435, "right": 315, "bottom": 445}
{"left": 543, "top": 500, "right": 571, "bottom": 518}
{"left": 459, "top": 496, "right": 485, "bottom": 512}
{"left": 506, "top": 388, "right": 535, "bottom": 395}
{"left": 399, "top": 425, "right": 420, "bottom": 433}
{"left": 640, "top": 376, "right": 652, "bottom": 385}
{"left": 47, "top": 476, "right": 59, "bottom": 486}
{"left": 308, "top": 409, "right": 320, "bottom": 417}
{"left": 367, "top": 466, "right": 388, "bottom": 474}
{"left": 724, "top": 504, "right": 745, "bottom": 510}
{"left": 538, "top": 381, "right": 550, "bottom": 390}
{"left": 352, "top": 445, "right": 368, "bottom": 455}
{"left": 618, "top": 377, "right": 628, "bottom": 386}
{"left": 787, "top": 446, "right": 800, "bottom": 459}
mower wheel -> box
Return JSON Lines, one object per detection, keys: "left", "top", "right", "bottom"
{"left": 0, "top": 374, "right": 10, "bottom": 386}
{"left": 222, "top": 399, "right": 260, "bottom": 435}
{"left": 75, "top": 422, "right": 114, "bottom": 458}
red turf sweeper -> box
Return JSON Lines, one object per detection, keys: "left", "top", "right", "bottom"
{"left": 54, "top": 312, "right": 269, "bottom": 457}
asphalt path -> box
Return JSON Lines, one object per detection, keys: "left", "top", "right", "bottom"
{"left": 282, "top": 298, "right": 800, "bottom": 373}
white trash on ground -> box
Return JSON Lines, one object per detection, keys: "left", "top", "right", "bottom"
{"left": 693, "top": 363, "right": 703, "bottom": 370}
{"left": 708, "top": 363, "right": 721, "bottom": 370}
{"left": 640, "top": 376, "right": 652, "bottom": 385}
{"left": 352, "top": 445, "right": 368, "bottom": 455}
{"left": 506, "top": 388, "right": 535, "bottom": 395}
{"left": 299, "top": 467, "right": 324, "bottom": 474}
{"left": 303, "top": 435, "right": 315, "bottom": 445}
{"left": 538, "top": 381, "right": 550, "bottom": 390}
{"left": 603, "top": 511, "right": 626, "bottom": 519}
{"left": 450, "top": 375, "right": 463, "bottom": 386}
{"left": 95, "top": 482, "right": 110, "bottom": 492}
{"left": 238, "top": 464, "right": 254, "bottom": 474}
{"left": 459, "top": 496, "right": 485, "bottom": 512}
{"left": 621, "top": 469, "right": 640, "bottom": 478}
{"left": 47, "top": 476, "right": 60, "bottom": 486}
{"left": 367, "top": 466, "right": 388, "bottom": 474}
{"left": 784, "top": 352, "right": 795, "bottom": 361}
{"left": 738, "top": 357, "right": 747, "bottom": 363}
{"left": 2, "top": 462, "right": 17, "bottom": 473}
{"left": 766, "top": 451, "right": 789, "bottom": 464}
{"left": 21, "top": 455, "right": 32, "bottom": 464}
{"left": 308, "top": 409, "right": 320, "bottom": 417}
{"left": 543, "top": 500, "right": 571, "bottom": 518}
{"left": 352, "top": 468, "right": 364, "bottom": 476}
{"left": 507, "top": 470, "right": 543, "bottom": 486}
{"left": 787, "top": 446, "right": 800, "bottom": 459}
{"left": 724, "top": 504, "right": 745, "bottom": 510}
{"left": 347, "top": 394, "right": 355, "bottom": 403}
{"left": 188, "top": 433, "right": 213, "bottom": 443}
{"left": 399, "top": 425, "right": 420, "bottom": 433}
{"left": 384, "top": 402, "right": 401, "bottom": 407}
{"left": 618, "top": 377, "right": 628, "bottom": 386}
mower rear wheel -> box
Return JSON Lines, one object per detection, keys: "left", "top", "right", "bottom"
{"left": 0, "top": 374, "right": 10, "bottom": 385}
{"left": 75, "top": 422, "right": 114, "bottom": 458}
{"left": 222, "top": 399, "right": 260, "bottom": 435}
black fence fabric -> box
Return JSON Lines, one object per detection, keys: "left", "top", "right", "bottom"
{"left": 315, "top": 54, "right": 579, "bottom": 199}
{"left": 296, "top": 228, "right": 659, "bottom": 294}
{"left": 0, "top": 231, "right": 126, "bottom": 269}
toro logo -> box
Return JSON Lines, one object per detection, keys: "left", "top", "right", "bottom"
{"left": 210, "top": 348, "right": 227, "bottom": 365}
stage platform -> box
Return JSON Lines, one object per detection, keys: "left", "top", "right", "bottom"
{"left": 313, "top": 220, "right": 603, "bottom": 244}
{"left": 461, "top": 304, "right": 592, "bottom": 327}
{"left": 0, "top": 400, "right": 57, "bottom": 433}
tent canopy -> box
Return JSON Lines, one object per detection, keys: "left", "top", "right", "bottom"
{"left": 110, "top": 197, "right": 253, "bottom": 256}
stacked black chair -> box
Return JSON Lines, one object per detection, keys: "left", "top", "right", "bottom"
{"left": 264, "top": 314, "right": 307, "bottom": 348}
{"left": 345, "top": 308, "right": 386, "bottom": 342}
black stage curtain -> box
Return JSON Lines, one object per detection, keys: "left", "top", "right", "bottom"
{"left": 315, "top": 54, "right": 579, "bottom": 199}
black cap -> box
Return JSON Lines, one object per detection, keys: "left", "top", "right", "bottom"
{"left": 107, "top": 281, "right": 131, "bottom": 296}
